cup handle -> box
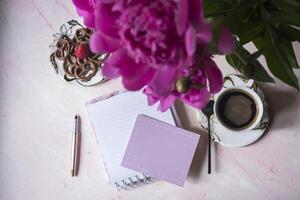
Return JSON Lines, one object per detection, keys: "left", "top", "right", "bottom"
{"left": 246, "top": 79, "right": 255, "bottom": 88}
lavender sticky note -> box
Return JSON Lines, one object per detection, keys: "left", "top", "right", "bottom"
{"left": 121, "top": 115, "right": 200, "bottom": 186}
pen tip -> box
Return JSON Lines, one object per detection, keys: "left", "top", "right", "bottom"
{"left": 75, "top": 115, "right": 79, "bottom": 119}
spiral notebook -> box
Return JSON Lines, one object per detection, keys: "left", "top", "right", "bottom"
{"left": 122, "top": 115, "right": 200, "bottom": 186}
{"left": 86, "top": 91, "right": 176, "bottom": 188}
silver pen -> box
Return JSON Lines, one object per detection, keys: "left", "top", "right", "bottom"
{"left": 71, "top": 115, "right": 80, "bottom": 177}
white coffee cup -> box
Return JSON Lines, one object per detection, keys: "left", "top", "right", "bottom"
{"left": 214, "top": 80, "right": 264, "bottom": 132}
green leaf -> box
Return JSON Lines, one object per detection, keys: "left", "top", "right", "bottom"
{"left": 281, "top": 39, "right": 299, "bottom": 68}
{"left": 226, "top": 42, "right": 274, "bottom": 83}
{"left": 226, "top": 54, "right": 242, "bottom": 70}
{"left": 271, "top": 0, "right": 300, "bottom": 12}
{"left": 248, "top": 50, "right": 274, "bottom": 83}
{"left": 268, "top": 12, "right": 300, "bottom": 27}
{"left": 264, "top": 24, "right": 279, "bottom": 45}
{"left": 237, "top": 21, "right": 264, "bottom": 44}
{"left": 278, "top": 25, "right": 300, "bottom": 42}
{"left": 254, "top": 37, "right": 299, "bottom": 90}
{"left": 223, "top": 7, "right": 249, "bottom": 34}
{"left": 239, "top": 0, "right": 267, "bottom": 7}
{"left": 263, "top": 25, "right": 299, "bottom": 68}
{"left": 251, "top": 61, "right": 275, "bottom": 83}
{"left": 249, "top": 49, "right": 264, "bottom": 61}
{"left": 208, "top": 18, "right": 224, "bottom": 54}
{"left": 203, "top": 0, "right": 233, "bottom": 17}
{"left": 232, "top": 42, "right": 251, "bottom": 62}
{"left": 265, "top": 46, "right": 299, "bottom": 89}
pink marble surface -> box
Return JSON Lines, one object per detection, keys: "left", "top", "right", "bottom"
{"left": 0, "top": 1, "right": 299, "bottom": 200}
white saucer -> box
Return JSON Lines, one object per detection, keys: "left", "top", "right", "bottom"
{"left": 196, "top": 75, "right": 270, "bottom": 147}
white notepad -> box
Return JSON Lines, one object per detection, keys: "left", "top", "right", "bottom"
{"left": 86, "top": 91, "right": 175, "bottom": 187}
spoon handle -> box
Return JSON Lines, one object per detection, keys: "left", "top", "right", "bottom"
{"left": 208, "top": 116, "right": 211, "bottom": 174}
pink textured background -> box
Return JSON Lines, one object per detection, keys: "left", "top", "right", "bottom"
{"left": 0, "top": 1, "right": 299, "bottom": 200}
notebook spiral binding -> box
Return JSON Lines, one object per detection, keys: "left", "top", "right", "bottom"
{"left": 115, "top": 174, "right": 151, "bottom": 189}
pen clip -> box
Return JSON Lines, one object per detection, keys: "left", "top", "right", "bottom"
{"left": 74, "top": 115, "right": 80, "bottom": 134}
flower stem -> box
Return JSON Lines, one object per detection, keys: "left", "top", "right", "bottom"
{"left": 232, "top": 50, "right": 247, "bottom": 66}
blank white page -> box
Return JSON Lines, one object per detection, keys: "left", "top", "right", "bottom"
{"left": 86, "top": 91, "right": 175, "bottom": 186}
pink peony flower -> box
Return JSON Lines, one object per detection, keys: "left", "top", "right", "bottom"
{"left": 72, "top": 0, "right": 234, "bottom": 111}
{"left": 143, "top": 53, "right": 223, "bottom": 111}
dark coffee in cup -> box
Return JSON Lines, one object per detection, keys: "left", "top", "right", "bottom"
{"left": 216, "top": 89, "right": 258, "bottom": 130}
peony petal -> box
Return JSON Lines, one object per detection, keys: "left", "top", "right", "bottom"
{"left": 75, "top": 8, "right": 95, "bottom": 28}
{"left": 112, "top": 0, "right": 124, "bottom": 11}
{"left": 72, "top": 0, "right": 94, "bottom": 12}
{"left": 122, "top": 78, "right": 145, "bottom": 91}
{"left": 185, "top": 24, "right": 196, "bottom": 57}
{"left": 143, "top": 87, "right": 159, "bottom": 106}
{"left": 76, "top": 8, "right": 86, "bottom": 17}
{"left": 116, "top": 55, "right": 143, "bottom": 79}
{"left": 177, "top": 0, "right": 189, "bottom": 36}
{"left": 103, "top": 48, "right": 154, "bottom": 81}
{"left": 150, "top": 66, "right": 178, "bottom": 96}
{"left": 101, "top": 60, "right": 120, "bottom": 79}
{"left": 95, "top": 2, "right": 120, "bottom": 38}
{"left": 218, "top": 27, "right": 235, "bottom": 55}
{"left": 196, "top": 23, "right": 212, "bottom": 44}
{"left": 158, "top": 95, "right": 176, "bottom": 112}
{"left": 90, "top": 31, "right": 121, "bottom": 53}
{"left": 83, "top": 12, "right": 95, "bottom": 28}
{"left": 203, "top": 57, "right": 223, "bottom": 93}
{"left": 122, "top": 69, "right": 155, "bottom": 91}
{"left": 103, "top": 49, "right": 154, "bottom": 89}
{"left": 103, "top": 49, "right": 155, "bottom": 91}
{"left": 180, "top": 88, "right": 210, "bottom": 109}
{"left": 100, "top": 0, "right": 117, "bottom": 3}
{"left": 188, "top": 0, "right": 204, "bottom": 28}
